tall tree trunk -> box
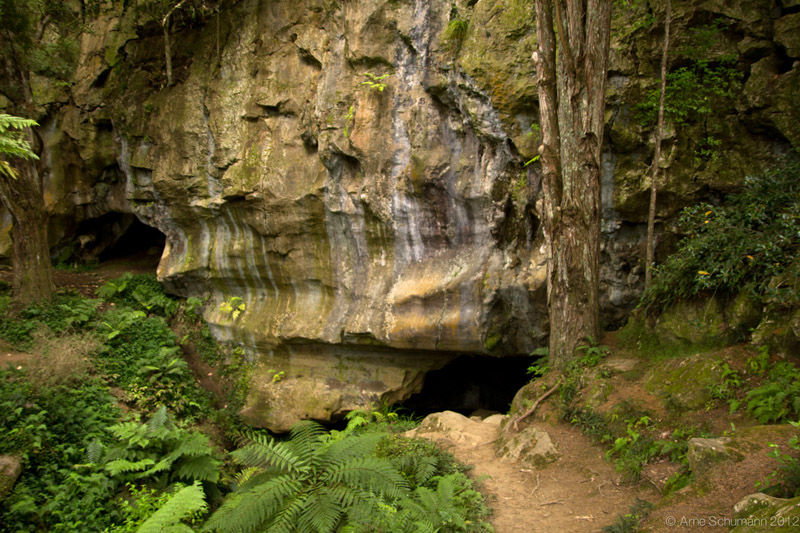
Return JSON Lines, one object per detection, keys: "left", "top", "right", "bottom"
{"left": 0, "top": 160, "right": 53, "bottom": 303}
{"left": 163, "top": 20, "right": 173, "bottom": 87}
{"left": 645, "top": 0, "right": 671, "bottom": 290}
{"left": 534, "top": 0, "right": 612, "bottom": 368}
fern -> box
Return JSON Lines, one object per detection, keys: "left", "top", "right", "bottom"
{"left": 103, "top": 408, "right": 221, "bottom": 486}
{"left": 206, "top": 422, "right": 410, "bottom": 533}
{"left": 136, "top": 481, "right": 207, "bottom": 533}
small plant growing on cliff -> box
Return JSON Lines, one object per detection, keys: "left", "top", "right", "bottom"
{"left": 442, "top": 16, "right": 469, "bottom": 54}
{"left": 268, "top": 369, "right": 285, "bottom": 383}
{"left": 219, "top": 296, "right": 246, "bottom": 320}
{"left": 343, "top": 105, "right": 355, "bottom": 138}
{"left": 361, "top": 72, "right": 389, "bottom": 92}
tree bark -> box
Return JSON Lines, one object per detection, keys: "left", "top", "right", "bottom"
{"left": 0, "top": 160, "right": 53, "bottom": 304}
{"left": 163, "top": 20, "right": 173, "bottom": 87}
{"left": 534, "top": 0, "right": 612, "bottom": 368}
{"left": 645, "top": 0, "right": 671, "bottom": 290}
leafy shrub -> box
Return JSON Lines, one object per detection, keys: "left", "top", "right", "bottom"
{"left": 0, "top": 371, "right": 122, "bottom": 532}
{"left": 95, "top": 310, "right": 178, "bottom": 384}
{"left": 126, "top": 349, "right": 205, "bottom": 418}
{"left": 100, "top": 406, "right": 221, "bottom": 487}
{"left": 642, "top": 161, "right": 800, "bottom": 312}
{"left": 97, "top": 273, "right": 179, "bottom": 317}
{"left": 745, "top": 362, "right": 800, "bottom": 423}
{"left": 109, "top": 482, "right": 207, "bottom": 533}
{"left": 757, "top": 422, "right": 800, "bottom": 498}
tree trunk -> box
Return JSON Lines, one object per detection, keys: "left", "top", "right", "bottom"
{"left": 645, "top": 0, "right": 671, "bottom": 290}
{"left": 534, "top": 0, "right": 612, "bottom": 368}
{"left": 163, "top": 20, "right": 173, "bottom": 87}
{"left": 0, "top": 160, "right": 53, "bottom": 303}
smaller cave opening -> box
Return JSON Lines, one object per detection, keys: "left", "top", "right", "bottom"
{"left": 98, "top": 215, "right": 166, "bottom": 269}
{"left": 57, "top": 213, "right": 166, "bottom": 271}
{"left": 399, "top": 355, "right": 535, "bottom": 418}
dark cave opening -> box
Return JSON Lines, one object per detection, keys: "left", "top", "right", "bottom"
{"left": 399, "top": 355, "right": 535, "bottom": 418}
{"left": 100, "top": 213, "right": 167, "bottom": 262}
{"left": 57, "top": 212, "right": 166, "bottom": 270}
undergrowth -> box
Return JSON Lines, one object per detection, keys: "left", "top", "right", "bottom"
{"left": 0, "top": 273, "right": 492, "bottom": 532}
{"left": 641, "top": 160, "right": 800, "bottom": 313}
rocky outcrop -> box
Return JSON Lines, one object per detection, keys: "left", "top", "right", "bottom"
{"left": 2, "top": 0, "right": 799, "bottom": 429}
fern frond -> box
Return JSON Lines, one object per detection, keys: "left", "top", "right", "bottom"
{"left": 147, "top": 405, "right": 171, "bottom": 433}
{"left": 136, "top": 481, "right": 207, "bottom": 533}
{"left": 108, "top": 421, "right": 151, "bottom": 448}
{"left": 233, "top": 434, "right": 308, "bottom": 476}
{"left": 105, "top": 458, "right": 156, "bottom": 477}
{"left": 296, "top": 488, "right": 342, "bottom": 533}
{"left": 324, "top": 433, "right": 382, "bottom": 462}
{"left": 287, "top": 420, "right": 327, "bottom": 463}
{"left": 322, "top": 456, "right": 409, "bottom": 499}
{"left": 174, "top": 455, "right": 221, "bottom": 483}
{"left": 204, "top": 475, "right": 301, "bottom": 533}
{"left": 233, "top": 467, "right": 261, "bottom": 490}
{"left": 86, "top": 438, "right": 105, "bottom": 464}
{"left": 265, "top": 491, "right": 309, "bottom": 533}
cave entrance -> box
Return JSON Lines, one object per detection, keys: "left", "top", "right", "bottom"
{"left": 98, "top": 214, "right": 165, "bottom": 270}
{"left": 59, "top": 212, "right": 166, "bottom": 272}
{"left": 399, "top": 355, "right": 534, "bottom": 418}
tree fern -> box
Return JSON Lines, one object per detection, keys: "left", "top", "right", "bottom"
{"left": 136, "top": 481, "right": 207, "bottom": 533}
{"left": 205, "top": 421, "right": 410, "bottom": 533}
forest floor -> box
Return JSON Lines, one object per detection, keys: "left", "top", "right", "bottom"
{"left": 444, "top": 416, "right": 659, "bottom": 532}
{"left": 1, "top": 257, "right": 794, "bottom": 532}
{"left": 414, "top": 335, "right": 797, "bottom": 533}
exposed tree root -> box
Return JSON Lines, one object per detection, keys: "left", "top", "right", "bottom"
{"left": 511, "top": 376, "right": 563, "bottom": 431}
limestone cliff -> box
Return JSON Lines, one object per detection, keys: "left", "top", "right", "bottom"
{"left": 1, "top": 0, "right": 798, "bottom": 430}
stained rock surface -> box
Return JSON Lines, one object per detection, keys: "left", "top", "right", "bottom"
{"left": 2, "top": 0, "right": 799, "bottom": 429}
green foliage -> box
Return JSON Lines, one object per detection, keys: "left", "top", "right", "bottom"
{"left": 745, "top": 362, "right": 800, "bottom": 424}
{"left": 0, "top": 0, "right": 84, "bottom": 103}
{"left": 348, "top": 473, "right": 492, "bottom": 533}
{"left": 184, "top": 296, "right": 204, "bottom": 321}
{"left": 757, "top": 422, "right": 800, "bottom": 498}
{"left": 98, "top": 274, "right": 179, "bottom": 317}
{"left": 707, "top": 361, "right": 742, "bottom": 408}
{"left": 0, "top": 370, "right": 123, "bottom": 532}
{"left": 642, "top": 162, "right": 800, "bottom": 312}
{"left": 575, "top": 337, "right": 610, "bottom": 367}
{"left": 361, "top": 72, "right": 390, "bottom": 92}
{"left": 601, "top": 499, "right": 653, "bottom": 533}
{"left": 135, "top": 481, "right": 207, "bottom": 533}
{"left": 127, "top": 351, "right": 204, "bottom": 418}
{"left": 442, "top": 16, "right": 469, "bottom": 54}
{"left": 0, "top": 113, "right": 39, "bottom": 179}
{"left": 206, "top": 421, "right": 409, "bottom": 533}
{"left": 102, "top": 406, "right": 221, "bottom": 487}
{"left": 636, "top": 19, "right": 741, "bottom": 163}
{"left": 218, "top": 296, "right": 245, "bottom": 321}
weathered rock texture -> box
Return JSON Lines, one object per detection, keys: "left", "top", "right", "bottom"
{"left": 1, "top": 0, "right": 798, "bottom": 430}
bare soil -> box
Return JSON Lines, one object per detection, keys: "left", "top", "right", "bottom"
{"left": 451, "top": 418, "right": 660, "bottom": 532}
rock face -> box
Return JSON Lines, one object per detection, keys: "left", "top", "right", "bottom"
{"left": 2, "top": 0, "right": 799, "bottom": 430}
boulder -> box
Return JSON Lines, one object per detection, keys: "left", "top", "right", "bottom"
{"left": 0, "top": 455, "right": 22, "bottom": 501}
{"left": 406, "top": 410, "right": 503, "bottom": 449}
{"left": 496, "top": 425, "right": 560, "bottom": 468}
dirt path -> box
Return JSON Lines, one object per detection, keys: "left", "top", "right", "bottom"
{"left": 415, "top": 412, "right": 660, "bottom": 533}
